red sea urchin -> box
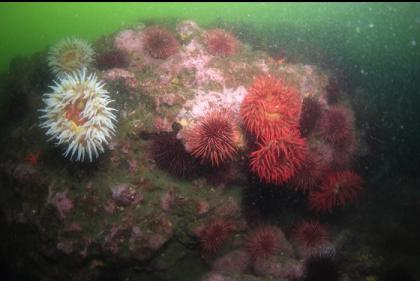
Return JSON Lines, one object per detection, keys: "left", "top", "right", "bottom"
{"left": 291, "top": 221, "right": 329, "bottom": 251}
{"left": 309, "top": 171, "right": 363, "bottom": 213}
{"left": 198, "top": 219, "right": 235, "bottom": 257}
{"left": 331, "top": 134, "right": 358, "bottom": 167}
{"left": 142, "top": 26, "right": 180, "bottom": 59}
{"left": 250, "top": 128, "right": 307, "bottom": 185}
{"left": 240, "top": 75, "right": 302, "bottom": 140}
{"left": 299, "top": 97, "right": 322, "bottom": 137}
{"left": 290, "top": 145, "right": 329, "bottom": 193}
{"left": 152, "top": 133, "right": 198, "bottom": 178}
{"left": 185, "top": 110, "right": 240, "bottom": 167}
{"left": 245, "top": 225, "right": 286, "bottom": 259}
{"left": 319, "top": 106, "right": 353, "bottom": 146}
{"left": 206, "top": 28, "right": 240, "bottom": 56}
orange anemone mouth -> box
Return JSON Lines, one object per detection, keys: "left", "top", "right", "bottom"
{"left": 60, "top": 50, "right": 79, "bottom": 66}
{"left": 65, "top": 100, "right": 87, "bottom": 126}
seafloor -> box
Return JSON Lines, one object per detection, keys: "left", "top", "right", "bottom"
{"left": 0, "top": 20, "right": 418, "bottom": 281}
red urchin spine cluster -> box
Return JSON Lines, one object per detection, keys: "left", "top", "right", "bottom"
{"left": 142, "top": 25, "right": 180, "bottom": 59}
{"left": 198, "top": 218, "right": 235, "bottom": 258}
{"left": 240, "top": 75, "right": 307, "bottom": 185}
{"left": 317, "top": 106, "right": 359, "bottom": 169}
{"left": 250, "top": 129, "right": 308, "bottom": 185}
{"left": 318, "top": 106, "right": 353, "bottom": 146}
{"left": 245, "top": 225, "right": 284, "bottom": 260}
{"left": 291, "top": 220, "right": 330, "bottom": 250}
{"left": 309, "top": 170, "right": 363, "bottom": 213}
{"left": 289, "top": 144, "right": 330, "bottom": 193}
{"left": 240, "top": 75, "right": 302, "bottom": 140}
{"left": 238, "top": 74, "right": 364, "bottom": 214}
{"left": 185, "top": 110, "right": 240, "bottom": 167}
{"left": 206, "top": 28, "right": 240, "bottom": 57}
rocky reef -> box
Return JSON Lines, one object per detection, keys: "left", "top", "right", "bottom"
{"left": 0, "top": 20, "right": 390, "bottom": 281}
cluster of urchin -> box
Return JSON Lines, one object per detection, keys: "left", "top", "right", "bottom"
{"left": 41, "top": 37, "right": 116, "bottom": 162}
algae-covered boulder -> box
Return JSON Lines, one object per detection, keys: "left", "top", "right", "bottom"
{"left": 0, "top": 20, "right": 365, "bottom": 281}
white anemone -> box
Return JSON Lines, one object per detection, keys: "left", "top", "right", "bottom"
{"left": 47, "top": 37, "right": 94, "bottom": 78}
{"left": 39, "top": 68, "right": 117, "bottom": 162}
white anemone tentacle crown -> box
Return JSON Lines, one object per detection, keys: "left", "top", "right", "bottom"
{"left": 47, "top": 37, "right": 94, "bottom": 78}
{"left": 39, "top": 68, "right": 117, "bottom": 162}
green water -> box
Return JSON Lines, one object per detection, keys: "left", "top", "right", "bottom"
{"left": 1, "top": 2, "right": 419, "bottom": 75}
